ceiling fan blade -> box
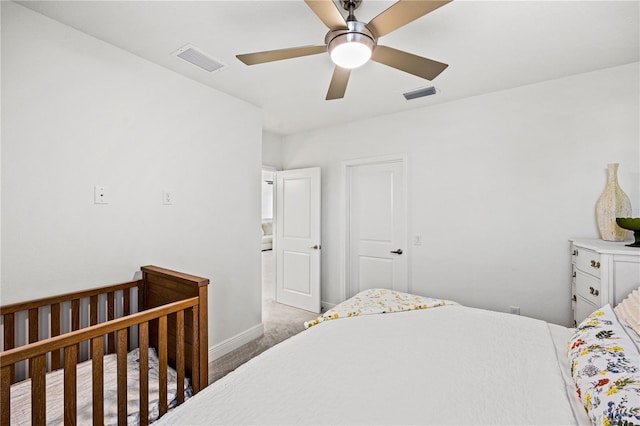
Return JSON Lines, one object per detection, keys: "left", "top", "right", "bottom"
{"left": 371, "top": 45, "right": 448, "bottom": 81}
{"left": 305, "top": 0, "right": 348, "bottom": 30}
{"left": 237, "top": 45, "right": 327, "bottom": 65}
{"left": 326, "top": 66, "right": 351, "bottom": 100}
{"left": 366, "top": 0, "right": 452, "bottom": 38}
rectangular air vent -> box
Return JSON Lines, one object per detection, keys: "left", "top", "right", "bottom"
{"left": 173, "top": 44, "right": 225, "bottom": 73}
{"left": 403, "top": 86, "right": 437, "bottom": 100}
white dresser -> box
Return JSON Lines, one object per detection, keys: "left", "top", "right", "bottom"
{"left": 570, "top": 238, "right": 640, "bottom": 326}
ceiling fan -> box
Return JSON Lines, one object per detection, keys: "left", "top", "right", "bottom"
{"left": 236, "top": 0, "right": 452, "bottom": 100}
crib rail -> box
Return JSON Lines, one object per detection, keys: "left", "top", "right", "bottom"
{"left": 0, "top": 297, "right": 200, "bottom": 426}
{"left": 1, "top": 280, "right": 142, "bottom": 383}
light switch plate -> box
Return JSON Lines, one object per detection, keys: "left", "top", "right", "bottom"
{"left": 163, "top": 190, "right": 174, "bottom": 205}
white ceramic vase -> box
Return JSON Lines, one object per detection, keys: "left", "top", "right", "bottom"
{"left": 595, "top": 163, "right": 632, "bottom": 241}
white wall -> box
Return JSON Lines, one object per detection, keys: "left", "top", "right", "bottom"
{"left": 262, "top": 131, "right": 284, "bottom": 170}
{"left": 281, "top": 63, "right": 640, "bottom": 326}
{"left": 1, "top": 2, "right": 263, "bottom": 348}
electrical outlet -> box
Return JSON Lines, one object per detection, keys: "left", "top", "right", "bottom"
{"left": 94, "top": 186, "right": 108, "bottom": 204}
{"left": 413, "top": 234, "right": 422, "bottom": 245}
{"left": 509, "top": 306, "right": 520, "bottom": 315}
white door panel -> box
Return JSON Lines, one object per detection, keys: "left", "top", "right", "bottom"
{"left": 347, "top": 159, "right": 406, "bottom": 298}
{"left": 275, "top": 167, "right": 321, "bottom": 313}
{"left": 358, "top": 256, "right": 394, "bottom": 290}
{"left": 283, "top": 178, "right": 311, "bottom": 238}
{"left": 282, "top": 251, "right": 311, "bottom": 294}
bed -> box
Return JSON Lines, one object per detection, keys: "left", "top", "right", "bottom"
{"left": 156, "top": 288, "right": 640, "bottom": 425}
{"left": 0, "top": 265, "right": 210, "bottom": 425}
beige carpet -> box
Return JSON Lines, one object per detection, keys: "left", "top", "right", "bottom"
{"left": 208, "top": 250, "right": 319, "bottom": 383}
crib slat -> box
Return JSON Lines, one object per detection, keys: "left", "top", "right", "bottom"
{"left": 139, "top": 322, "right": 149, "bottom": 426}
{"left": 192, "top": 305, "right": 201, "bottom": 393}
{"left": 28, "top": 308, "right": 39, "bottom": 382}
{"left": 176, "top": 310, "right": 185, "bottom": 405}
{"left": 1, "top": 365, "right": 11, "bottom": 425}
{"left": 158, "top": 315, "right": 168, "bottom": 417}
{"left": 117, "top": 328, "right": 128, "bottom": 425}
{"left": 71, "top": 299, "right": 81, "bottom": 360}
{"left": 137, "top": 281, "right": 144, "bottom": 312}
{"left": 71, "top": 299, "right": 80, "bottom": 331}
{"left": 51, "top": 303, "right": 62, "bottom": 370}
{"left": 123, "top": 288, "right": 131, "bottom": 350}
{"left": 30, "top": 354, "right": 46, "bottom": 426}
{"left": 89, "top": 295, "right": 98, "bottom": 326}
{"left": 3, "top": 312, "right": 15, "bottom": 349}
{"left": 107, "top": 292, "right": 115, "bottom": 353}
{"left": 28, "top": 308, "right": 39, "bottom": 344}
{"left": 91, "top": 337, "right": 104, "bottom": 424}
{"left": 64, "top": 345, "right": 77, "bottom": 425}
{"left": 123, "top": 288, "right": 131, "bottom": 317}
{"left": 3, "top": 313, "right": 15, "bottom": 384}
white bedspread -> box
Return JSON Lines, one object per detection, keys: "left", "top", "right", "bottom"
{"left": 157, "top": 305, "right": 583, "bottom": 425}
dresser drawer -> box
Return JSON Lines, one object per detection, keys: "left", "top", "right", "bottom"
{"left": 574, "top": 247, "right": 601, "bottom": 278}
{"left": 575, "top": 270, "right": 601, "bottom": 304}
{"left": 575, "top": 295, "right": 598, "bottom": 325}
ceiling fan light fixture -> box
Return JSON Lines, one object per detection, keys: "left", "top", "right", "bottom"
{"left": 329, "top": 34, "right": 373, "bottom": 69}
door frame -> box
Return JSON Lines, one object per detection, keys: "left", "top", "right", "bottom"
{"left": 340, "top": 154, "right": 409, "bottom": 301}
{"left": 262, "top": 165, "right": 278, "bottom": 301}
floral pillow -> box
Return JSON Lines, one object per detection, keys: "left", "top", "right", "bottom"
{"left": 568, "top": 304, "right": 640, "bottom": 425}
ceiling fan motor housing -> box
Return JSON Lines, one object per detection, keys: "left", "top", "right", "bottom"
{"left": 325, "top": 20, "right": 377, "bottom": 61}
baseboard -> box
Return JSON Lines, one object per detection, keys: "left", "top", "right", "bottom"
{"left": 208, "top": 323, "right": 264, "bottom": 361}
{"left": 322, "top": 301, "right": 336, "bottom": 310}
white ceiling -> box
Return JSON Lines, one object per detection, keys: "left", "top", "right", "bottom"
{"left": 18, "top": 0, "right": 640, "bottom": 135}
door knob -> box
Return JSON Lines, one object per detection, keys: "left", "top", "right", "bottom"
{"left": 309, "top": 244, "right": 320, "bottom": 250}
{"left": 390, "top": 249, "right": 403, "bottom": 255}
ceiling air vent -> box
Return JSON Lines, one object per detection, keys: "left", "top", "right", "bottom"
{"left": 403, "top": 86, "right": 437, "bottom": 101}
{"left": 173, "top": 44, "right": 225, "bottom": 73}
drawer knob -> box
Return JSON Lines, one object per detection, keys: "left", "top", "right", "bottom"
{"left": 590, "top": 260, "right": 601, "bottom": 269}
{"left": 589, "top": 286, "right": 600, "bottom": 296}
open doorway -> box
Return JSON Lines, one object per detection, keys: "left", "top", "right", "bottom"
{"left": 261, "top": 167, "right": 276, "bottom": 300}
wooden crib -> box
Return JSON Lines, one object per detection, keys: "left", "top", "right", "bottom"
{"left": 0, "top": 265, "right": 209, "bottom": 425}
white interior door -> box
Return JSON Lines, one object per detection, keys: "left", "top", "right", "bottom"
{"left": 346, "top": 158, "right": 407, "bottom": 298}
{"left": 275, "top": 167, "right": 321, "bottom": 313}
